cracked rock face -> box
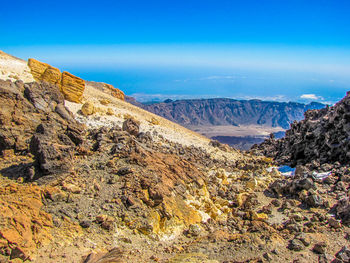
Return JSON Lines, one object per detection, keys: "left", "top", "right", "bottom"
{"left": 252, "top": 91, "right": 350, "bottom": 167}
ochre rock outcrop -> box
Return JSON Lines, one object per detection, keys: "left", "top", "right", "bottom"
{"left": 0, "top": 177, "right": 53, "bottom": 260}
{"left": 28, "top": 58, "right": 85, "bottom": 103}
{"left": 61, "top": 71, "right": 85, "bottom": 103}
{"left": 86, "top": 81, "right": 125, "bottom": 101}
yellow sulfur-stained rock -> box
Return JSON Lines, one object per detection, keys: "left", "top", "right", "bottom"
{"left": 251, "top": 211, "right": 268, "bottom": 221}
{"left": 0, "top": 180, "right": 53, "bottom": 261}
{"left": 60, "top": 71, "right": 85, "bottom": 103}
{"left": 100, "top": 99, "right": 111, "bottom": 105}
{"left": 246, "top": 178, "right": 258, "bottom": 190}
{"left": 106, "top": 108, "right": 114, "bottom": 115}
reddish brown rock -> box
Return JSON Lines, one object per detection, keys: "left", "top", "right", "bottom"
{"left": 0, "top": 180, "right": 53, "bottom": 260}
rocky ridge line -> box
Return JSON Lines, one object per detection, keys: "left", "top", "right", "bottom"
{"left": 137, "top": 98, "right": 325, "bottom": 129}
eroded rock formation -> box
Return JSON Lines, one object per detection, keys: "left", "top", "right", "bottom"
{"left": 28, "top": 58, "right": 85, "bottom": 103}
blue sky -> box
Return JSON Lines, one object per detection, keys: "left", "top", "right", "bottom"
{"left": 2, "top": 0, "right": 350, "bottom": 103}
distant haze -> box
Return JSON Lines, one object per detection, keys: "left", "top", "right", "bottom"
{"left": 2, "top": 1, "right": 350, "bottom": 104}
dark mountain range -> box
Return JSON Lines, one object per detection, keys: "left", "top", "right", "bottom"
{"left": 131, "top": 98, "right": 325, "bottom": 129}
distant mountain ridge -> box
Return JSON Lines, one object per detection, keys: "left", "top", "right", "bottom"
{"left": 132, "top": 98, "right": 325, "bottom": 129}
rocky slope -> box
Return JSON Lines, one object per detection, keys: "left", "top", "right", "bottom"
{"left": 0, "top": 51, "right": 349, "bottom": 263}
{"left": 252, "top": 91, "right": 350, "bottom": 168}
{"left": 138, "top": 98, "right": 324, "bottom": 129}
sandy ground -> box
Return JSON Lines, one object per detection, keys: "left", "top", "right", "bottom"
{"left": 187, "top": 124, "right": 285, "bottom": 138}
{"left": 0, "top": 50, "right": 34, "bottom": 83}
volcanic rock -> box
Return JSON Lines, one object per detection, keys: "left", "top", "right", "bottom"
{"left": 122, "top": 118, "right": 140, "bottom": 136}
{"left": 313, "top": 242, "right": 328, "bottom": 254}
{"left": 334, "top": 197, "right": 350, "bottom": 225}
{"left": 0, "top": 80, "right": 85, "bottom": 179}
{"left": 253, "top": 91, "right": 350, "bottom": 166}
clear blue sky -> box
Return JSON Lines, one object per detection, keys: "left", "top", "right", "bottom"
{"left": 2, "top": 0, "right": 350, "bottom": 103}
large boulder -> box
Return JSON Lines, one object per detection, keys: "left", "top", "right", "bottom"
{"left": 27, "top": 58, "right": 48, "bottom": 80}
{"left": 60, "top": 71, "right": 85, "bottom": 103}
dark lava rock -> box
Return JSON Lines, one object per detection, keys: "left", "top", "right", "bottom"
{"left": 252, "top": 91, "right": 350, "bottom": 166}
{"left": 80, "top": 220, "right": 92, "bottom": 228}
{"left": 288, "top": 239, "right": 305, "bottom": 251}
{"left": 306, "top": 194, "right": 323, "bottom": 207}
{"left": 0, "top": 80, "right": 85, "bottom": 180}
{"left": 334, "top": 197, "right": 350, "bottom": 225}
{"left": 122, "top": 118, "right": 140, "bottom": 136}
{"left": 117, "top": 167, "right": 133, "bottom": 176}
{"left": 313, "top": 242, "right": 327, "bottom": 254}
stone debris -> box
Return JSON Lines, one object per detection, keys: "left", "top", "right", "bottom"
{"left": 0, "top": 74, "right": 348, "bottom": 262}
{"left": 252, "top": 91, "right": 350, "bottom": 167}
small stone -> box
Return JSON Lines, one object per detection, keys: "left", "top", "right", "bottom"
{"left": 291, "top": 213, "right": 304, "bottom": 222}
{"left": 288, "top": 239, "right": 305, "bottom": 251}
{"left": 263, "top": 252, "right": 272, "bottom": 261}
{"left": 251, "top": 212, "right": 268, "bottom": 221}
{"left": 306, "top": 194, "right": 322, "bottom": 207}
{"left": 150, "top": 255, "right": 160, "bottom": 262}
{"left": 99, "top": 99, "right": 110, "bottom": 105}
{"left": 187, "top": 224, "right": 201, "bottom": 237}
{"left": 62, "top": 183, "right": 81, "bottom": 194}
{"left": 312, "top": 242, "right": 327, "bottom": 254}
{"left": 106, "top": 108, "right": 114, "bottom": 115}
{"left": 271, "top": 248, "right": 279, "bottom": 255}
{"left": 122, "top": 118, "right": 140, "bottom": 136}
{"left": 271, "top": 199, "right": 281, "bottom": 207}
{"left": 328, "top": 217, "right": 342, "bottom": 229}
{"left": 117, "top": 167, "right": 133, "bottom": 176}
{"left": 80, "top": 220, "right": 92, "bottom": 228}
{"left": 295, "top": 233, "right": 311, "bottom": 246}
{"left": 96, "top": 214, "right": 114, "bottom": 231}
{"left": 118, "top": 237, "right": 132, "bottom": 244}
